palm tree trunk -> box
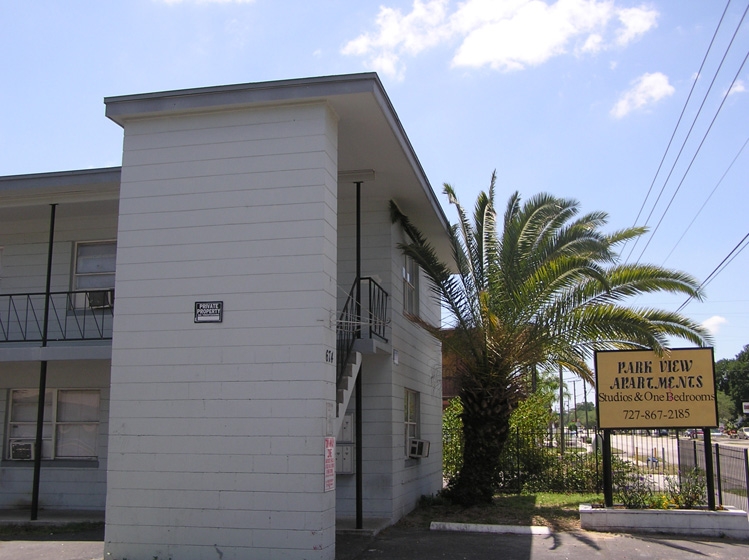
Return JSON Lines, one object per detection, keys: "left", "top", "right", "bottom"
{"left": 445, "top": 384, "right": 513, "bottom": 505}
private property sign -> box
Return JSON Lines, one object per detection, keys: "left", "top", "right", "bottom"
{"left": 194, "top": 301, "right": 223, "bottom": 323}
{"left": 595, "top": 348, "right": 717, "bottom": 429}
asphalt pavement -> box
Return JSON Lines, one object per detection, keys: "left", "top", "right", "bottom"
{"left": 1, "top": 522, "right": 749, "bottom": 560}
{"left": 338, "top": 525, "right": 749, "bottom": 560}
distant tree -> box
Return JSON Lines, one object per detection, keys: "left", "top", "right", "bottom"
{"left": 391, "top": 176, "right": 711, "bottom": 505}
{"left": 716, "top": 390, "right": 736, "bottom": 424}
{"left": 573, "top": 402, "right": 597, "bottom": 429}
{"left": 716, "top": 345, "right": 749, "bottom": 419}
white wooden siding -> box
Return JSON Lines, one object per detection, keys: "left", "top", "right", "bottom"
{"left": 105, "top": 102, "right": 339, "bottom": 560}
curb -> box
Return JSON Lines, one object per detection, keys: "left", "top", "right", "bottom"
{"left": 430, "top": 521, "right": 551, "bottom": 535}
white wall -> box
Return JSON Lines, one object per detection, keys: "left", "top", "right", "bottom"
{"left": 105, "top": 102, "right": 340, "bottom": 560}
{"left": 0, "top": 360, "right": 110, "bottom": 510}
{"left": 0, "top": 201, "right": 117, "bottom": 511}
{"left": 0, "top": 203, "right": 118, "bottom": 295}
{"left": 335, "top": 191, "right": 443, "bottom": 523}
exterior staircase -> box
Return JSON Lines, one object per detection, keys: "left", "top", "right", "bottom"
{"left": 334, "top": 277, "right": 388, "bottom": 436}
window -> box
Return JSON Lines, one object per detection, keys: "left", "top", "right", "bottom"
{"left": 403, "top": 254, "right": 419, "bottom": 316}
{"left": 7, "top": 389, "right": 100, "bottom": 461}
{"left": 73, "top": 241, "right": 116, "bottom": 308}
{"left": 404, "top": 388, "right": 420, "bottom": 456}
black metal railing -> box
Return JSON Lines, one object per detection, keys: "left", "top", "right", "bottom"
{"left": 365, "top": 277, "right": 388, "bottom": 341}
{"left": 680, "top": 437, "right": 749, "bottom": 511}
{"left": 336, "top": 277, "right": 389, "bottom": 386}
{"left": 0, "top": 290, "right": 114, "bottom": 343}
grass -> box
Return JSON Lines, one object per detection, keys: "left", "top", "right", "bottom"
{"left": 398, "top": 492, "right": 603, "bottom": 532}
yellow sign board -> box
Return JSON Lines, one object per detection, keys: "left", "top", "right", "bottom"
{"left": 595, "top": 348, "right": 717, "bottom": 429}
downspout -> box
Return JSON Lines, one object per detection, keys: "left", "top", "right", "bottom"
{"left": 31, "top": 203, "right": 56, "bottom": 520}
{"left": 355, "top": 181, "right": 363, "bottom": 530}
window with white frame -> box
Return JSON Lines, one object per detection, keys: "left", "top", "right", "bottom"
{"left": 404, "top": 388, "right": 420, "bottom": 456}
{"left": 403, "top": 254, "right": 419, "bottom": 316}
{"left": 73, "top": 241, "right": 116, "bottom": 308}
{"left": 7, "top": 389, "right": 100, "bottom": 461}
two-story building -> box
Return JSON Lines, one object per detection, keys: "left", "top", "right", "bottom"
{"left": 0, "top": 73, "right": 450, "bottom": 560}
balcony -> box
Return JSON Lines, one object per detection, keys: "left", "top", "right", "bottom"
{"left": 336, "top": 277, "right": 388, "bottom": 383}
{"left": 0, "top": 290, "right": 114, "bottom": 344}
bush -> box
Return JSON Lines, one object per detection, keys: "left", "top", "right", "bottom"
{"left": 442, "top": 397, "right": 463, "bottom": 480}
{"left": 666, "top": 467, "right": 707, "bottom": 509}
{"left": 614, "top": 470, "right": 655, "bottom": 509}
{"left": 442, "top": 391, "right": 601, "bottom": 494}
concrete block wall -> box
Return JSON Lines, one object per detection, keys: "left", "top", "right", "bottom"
{"left": 105, "top": 102, "right": 340, "bottom": 560}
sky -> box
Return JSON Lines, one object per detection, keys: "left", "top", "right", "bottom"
{"left": 1, "top": 0, "right": 748, "bottom": 374}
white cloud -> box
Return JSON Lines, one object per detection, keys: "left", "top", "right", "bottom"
{"left": 615, "top": 6, "right": 659, "bottom": 45}
{"left": 702, "top": 315, "right": 727, "bottom": 336}
{"left": 610, "top": 71, "right": 674, "bottom": 118}
{"left": 728, "top": 79, "right": 746, "bottom": 96}
{"left": 342, "top": 0, "right": 658, "bottom": 79}
{"left": 341, "top": 0, "right": 451, "bottom": 80}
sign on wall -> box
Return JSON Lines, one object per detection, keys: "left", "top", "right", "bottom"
{"left": 595, "top": 347, "right": 717, "bottom": 429}
{"left": 194, "top": 301, "right": 223, "bottom": 323}
{"left": 324, "top": 437, "right": 336, "bottom": 492}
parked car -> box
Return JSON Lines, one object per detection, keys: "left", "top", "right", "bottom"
{"left": 739, "top": 427, "right": 749, "bottom": 440}
{"left": 709, "top": 429, "right": 725, "bottom": 439}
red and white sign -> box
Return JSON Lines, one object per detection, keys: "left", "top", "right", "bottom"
{"left": 324, "top": 437, "right": 336, "bottom": 492}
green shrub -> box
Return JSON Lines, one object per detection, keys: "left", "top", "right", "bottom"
{"left": 442, "top": 391, "right": 601, "bottom": 494}
{"left": 442, "top": 397, "right": 464, "bottom": 480}
{"left": 666, "top": 467, "right": 707, "bottom": 509}
{"left": 614, "top": 470, "right": 655, "bottom": 509}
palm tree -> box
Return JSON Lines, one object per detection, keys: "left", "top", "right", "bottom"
{"left": 390, "top": 173, "right": 711, "bottom": 505}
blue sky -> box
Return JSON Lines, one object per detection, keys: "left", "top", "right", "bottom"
{"left": 2, "top": 0, "right": 748, "bottom": 365}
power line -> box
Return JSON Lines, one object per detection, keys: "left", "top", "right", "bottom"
{"left": 623, "top": 0, "right": 732, "bottom": 262}
{"left": 676, "top": 231, "right": 749, "bottom": 313}
{"left": 635, "top": 41, "right": 749, "bottom": 263}
{"left": 661, "top": 135, "right": 749, "bottom": 265}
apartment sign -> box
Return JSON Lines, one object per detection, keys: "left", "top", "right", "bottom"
{"left": 194, "top": 301, "right": 223, "bottom": 323}
{"left": 595, "top": 348, "right": 717, "bottom": 429}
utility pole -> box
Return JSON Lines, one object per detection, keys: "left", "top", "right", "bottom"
{"left": 559, "top": 365, "right": 565, "bottom": 453}
{"left": 572, "top": 381, "right": 578, "bottom": 423}
{"left": 583, "top": 379, "right": 590, "bottom": 430}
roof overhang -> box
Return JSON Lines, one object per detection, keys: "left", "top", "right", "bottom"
{"left": 0, "top": 167, "right": 121, "bottom": 221}
{"left": 105, "top": 73, "right": 453, "bottom": 263}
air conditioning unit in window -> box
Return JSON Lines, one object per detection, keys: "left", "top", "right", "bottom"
{"left": 88, "top": 289, "right": 114, "bottom": 309}
{"left": 408, "top": 439, "right": 430, "bottom": 459}
{"left": 9, "top": 440, "right": 34, "bottom": 461}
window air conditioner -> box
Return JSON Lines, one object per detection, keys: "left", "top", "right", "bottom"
{"left": 88, "top": 289, "right": 114, "bottom": 309}
{"left": 10, "top": 440, "right": 34, "bottom": 461}
{"left": 408, "top": 439, "right": 430, "bottom": 459}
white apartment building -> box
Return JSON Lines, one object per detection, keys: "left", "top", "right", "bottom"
{"left": 0, "top": 73, "right": 450, "bottom": 560}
